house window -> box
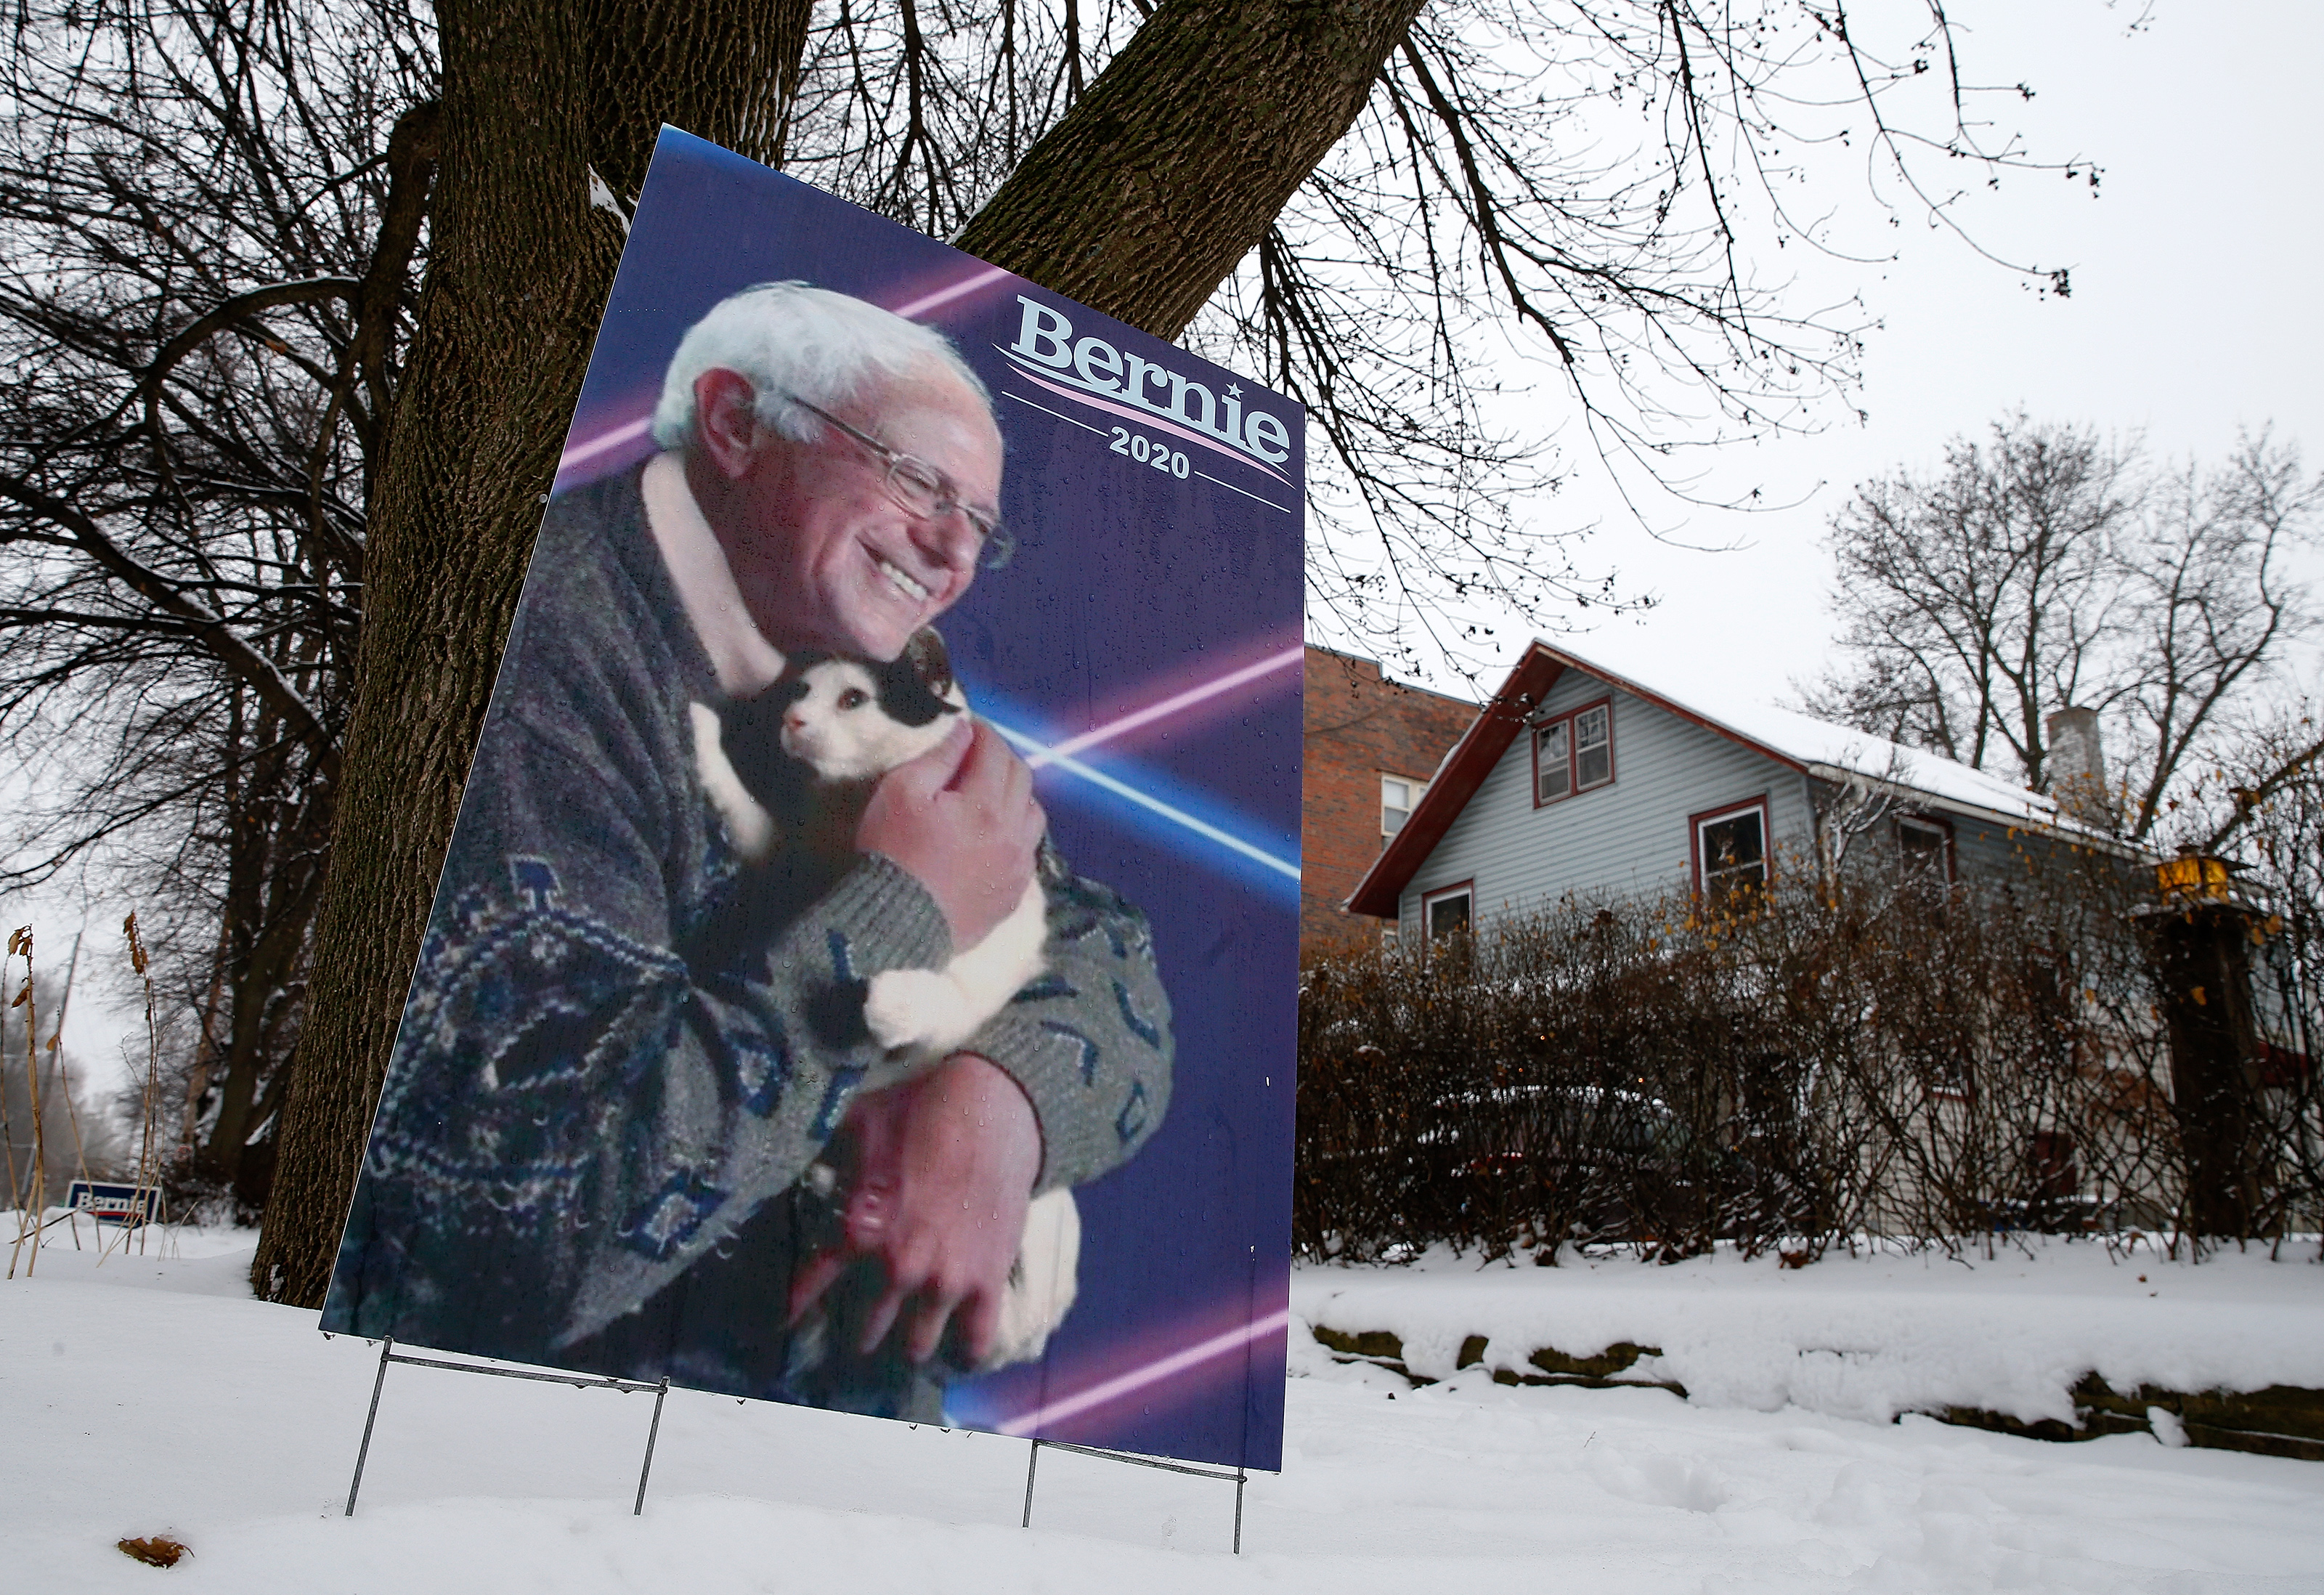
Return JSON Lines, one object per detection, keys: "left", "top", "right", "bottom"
{"left": 2026, "top": 1129, "right": 2078, "bottom": 1201}
{"left": 1899, "top": 816, "right": 1952, "bottom": 888}
{"left": 1694, "top": 800, "right": 1768, "bottom": 909}
{"left": 1382, "top": 774, "right": 1425, "bottom": 838}
{"left": 1422, "top": 882, "right": 1473, "bottom": 942}
{"left": 1534, "top": 699, "right": 1613, "bottom": 805}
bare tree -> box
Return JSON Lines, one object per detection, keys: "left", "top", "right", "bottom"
{"left": 1809, "top": 744, "right": 1910, "bottom": 878}
{"left": 1803, "top": 417, "right": 2321, "bottom": 840}
{"left": 2116, "top": 437, "right": 2324, "bottom": 841}
{"left": 0, "top": 0, "right": 2098, "bottom": 1294}
{"left": 785, "top": 4, "right": 2097, "bottom": 673}
{"left": 1805, "top": 417, "right": 2134, "bottom": 778}
{"left": 0, "top": 0, "right": 438, "bottom": 1209}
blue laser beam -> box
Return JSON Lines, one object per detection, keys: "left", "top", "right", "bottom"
{"left": 978, "top": 714, "right": 1300, "bottom": 893}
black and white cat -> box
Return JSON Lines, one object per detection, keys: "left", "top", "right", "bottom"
{"left": 689, "top": 629, "right": 1077, "bottom": 1369}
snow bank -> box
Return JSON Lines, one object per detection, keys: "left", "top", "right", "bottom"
{"left": 1295, "top": 1239, "right": 2324, "bottom": 1429}
{"left": 7, "top": 1225, "right": 2324, "bottom": 1591}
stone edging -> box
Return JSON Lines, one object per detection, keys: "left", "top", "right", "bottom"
{"left": 1309, "top": 1326, "right": 2324, "bottom": 1461}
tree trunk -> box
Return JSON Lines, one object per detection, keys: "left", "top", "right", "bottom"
{"left": 253, "top": 0, "right": 814, "bottom": 1306}
{"left": 255, "top": 0, "right": 1418, "bottom": 1306}
{"left": 957, "top": 0, "right": 1424, "bottom": 341}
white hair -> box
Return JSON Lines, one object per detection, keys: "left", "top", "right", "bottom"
{"left": 649, "top": 281, "right": 991, "bottom": 451}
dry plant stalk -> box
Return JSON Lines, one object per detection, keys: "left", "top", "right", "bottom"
{"left": 0, "top": 963, "right": 16, "bottom": 1224}
{"left": 6, "top": 925, "right": 44, "bottom": 1277}
{"left": 120, "top": 912, "right": 165, "bottom": 1259}
{"left": 44, "top": 930, "right": 92, "bottom": 1205}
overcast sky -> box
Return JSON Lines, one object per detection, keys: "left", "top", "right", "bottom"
{"left": 1328, "top": 0, "right": 2324, "bottom": 707}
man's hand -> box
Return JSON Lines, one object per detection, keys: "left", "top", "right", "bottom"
{"left": 856, "top": 718, "right": 1044, "bottom": 949}
{"left": 787, "top": 1052, "right": 1042, "bottom": 1365}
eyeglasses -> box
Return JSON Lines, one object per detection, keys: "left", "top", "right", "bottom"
{"left": 784, "top": 393, "right": 1013, "bottom": 569}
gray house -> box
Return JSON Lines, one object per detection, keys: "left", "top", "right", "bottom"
{"left": 1347, "top": 641, "right": 2111, "bottom": 941}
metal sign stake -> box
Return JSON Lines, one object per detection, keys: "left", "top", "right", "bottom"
{"left": 1017, "top": 1434, "right": 1250, "bottom": 1553}
{"left": 633, "top": 1376, "right": 670, "bottom": 1515}
{"left": 345, "top": 1334, "right": 394, "bottom": 1516}
{"left": 341, "top": 1336, "right": 671, "bottom": 1518}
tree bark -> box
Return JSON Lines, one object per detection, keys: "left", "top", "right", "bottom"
{"left": 253, "top": 0, "right": 814, "bottom": 1306}
{"left": 957, "top": 0, "right": 1425, "bottom": 341}
{"left": 255, "top": 0, "right": 1418, "bottom": 1306}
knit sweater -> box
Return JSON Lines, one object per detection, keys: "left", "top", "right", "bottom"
{"left": 322, "top": 466, "right": 1173, "bottom": 1375}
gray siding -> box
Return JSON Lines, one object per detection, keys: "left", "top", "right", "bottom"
{"left": 1400, "top": 670, "right": 1813, "bottom": 931}
{"left": 1952, "top": 814, "right": 2036, "bottom": 884}
{"left": 1819, "top": 787, "right": 2052, "bottom": 891}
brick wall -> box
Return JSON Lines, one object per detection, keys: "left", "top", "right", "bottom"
{"left": 1302, "top": 646, "right": 1476, "bottom": 953}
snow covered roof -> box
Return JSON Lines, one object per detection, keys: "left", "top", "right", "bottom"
{"left": 1346, "top": 640, "right": 2119, "bottom": 917}
{"left": 1649, "top": 685, "right": 2068, "bottom": 829}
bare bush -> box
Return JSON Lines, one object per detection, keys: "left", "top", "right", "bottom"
{"left": 1297, "top": 847, "right": 2323, "bottom": 1265}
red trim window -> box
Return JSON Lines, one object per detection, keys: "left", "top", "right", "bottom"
{"left": 1691, "top": 798, "right": 1769, "bottom": 909}
{"left": 1533, "top": 697, "right": 1614, "bottom": 806}
{"left": 1421, "top": 880, "right": 1474, "bottom": 943}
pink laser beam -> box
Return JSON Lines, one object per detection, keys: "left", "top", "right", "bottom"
{"left": 887, "top": 264, "right": 1015, "bottom": 322}
{"left": 1025, "top": 646, "right": 1304, "bottom": 771}
{"left": 560, "top": 414, "right": 653, "bottom": 474}
{"left": 996, "top": 1306, "right": 1291, "bottom": 1436}
{"left": 554, "top": 267, "right": 1015, "bottom": 478}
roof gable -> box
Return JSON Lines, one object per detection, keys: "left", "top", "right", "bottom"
{"left": 1344, "top": 639, "right": 2098, "bottom": 917}
{"left": 1344, "top": 648, "right": 1565, "bottom": 917}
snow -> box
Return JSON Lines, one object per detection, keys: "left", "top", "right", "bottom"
{"left": 1728, "top": 702, "right": 2073, "bottom": 832}
{"left": 7, "top": 1225, "right": 2324, "bottom": 1591}
{"left": 1296, "top": 1239, "right": 2324, "bottom": 1431}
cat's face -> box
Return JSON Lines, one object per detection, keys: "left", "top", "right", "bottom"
{"left": 778, "top": 657, "right": 963, "bottom": 781}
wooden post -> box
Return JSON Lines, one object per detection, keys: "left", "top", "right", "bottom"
{"left": 2146, "top": 856, "right": 2268, "bottom": 1237}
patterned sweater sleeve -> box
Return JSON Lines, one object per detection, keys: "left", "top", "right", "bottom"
{"left": 961, "top": 854, "right": 1175, "bottom": 1193}
{"left": 325, "top": 703, "right": 951, "bottom": 1362}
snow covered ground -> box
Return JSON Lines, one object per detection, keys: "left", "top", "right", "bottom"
{"left": 6, "top": 1225, "right": 2323, "bottom": 1592}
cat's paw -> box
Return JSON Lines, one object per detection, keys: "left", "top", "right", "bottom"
{"left": 864, "top": 969, "right": 971, "bottom": 1052}
{"left": 983, "top": 1188, "right": 1081, "bottom": 1369}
